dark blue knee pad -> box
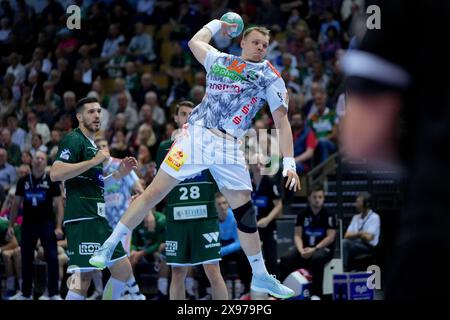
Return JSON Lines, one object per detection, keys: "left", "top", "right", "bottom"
{"left": 232, "top": 201, "right": 257, "bottom": 233}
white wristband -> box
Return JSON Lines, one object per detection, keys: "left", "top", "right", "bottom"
{"left": 204, "top": 20, "right": 222, "bottom": 36}
{"left": 282, "top": 157, "right": 296, "bottom": 176}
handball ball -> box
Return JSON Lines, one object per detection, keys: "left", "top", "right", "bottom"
{"left": 220, "top": 12, "right": 244, "bottom": 38}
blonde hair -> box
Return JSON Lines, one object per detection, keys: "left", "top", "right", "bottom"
{"left": 243, "top": 26, "right": 271, "bottom": 39}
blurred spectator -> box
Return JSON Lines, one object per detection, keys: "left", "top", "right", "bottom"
{"left": 307, "top": 87, "right": 339, "bottom": 163}
{"left": 100, "top": 24, "right": 125, "bottom": 63}
{"left": 0, "top": 87, "right": 18, "bottom": 124}
{"left": 46, "top": 129, "right": 62, "bottom": 164}
{"left": 110, "top": 129, "right": 132, "bottom": 159}
{"left": 7, "top": 115, "right": 26, "bottom": 150}
{"left": 143, "top": 91, "right": 166, "bottom": 127}
{"left": 124, "top": 61, "right": 140, "bottom": 93}
{"left": 116, "top": 92, "right": 139, "bottom": 131}
{"left": 302, "top": 61, "right": 330, "bottom": 102}
{"left": 105, "top": 41, "right": 128, "bottom": 78}
{"left": 0, "top": 147, "right": 17, "bottom": 192}
{"left": 291, "top": 112, "right": 318, "bottom": 173}
{"left": 343, "top": 192, "right": 380, "bottom": 271}
{"left": 166, "top": 67, "right": 190, "bottom": 108}
{"left": 25, "top": 111, "right": 50, "bottom": 148}
{"left": 127, "top": 22, "right": 157, "bottom": 63}
{"left": 0, "top": 128, "right": 21, "bottom": 167}
{"left": 30, "top": 133, "right": 48, "bottom": 157}
{"left": 0, "top": 17, "right": 12, "bottom": 43}
{"left": 133, "top": 72, "right": 160, "bottom": 108}
{"left": 5, "top": 52, "right": 26, "bottom": 85}
{"left": 20, "top": 151, "right": 32, "bottom": 167}
{"left": 190, "top": 85, "right": 205, "bottom": 105}
{"left": 0, "top": 216, "right": 21, "bottom": 299}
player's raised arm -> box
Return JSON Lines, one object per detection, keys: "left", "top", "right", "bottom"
{"left": 188, "top": 19, "right": 236, "bottom": 66}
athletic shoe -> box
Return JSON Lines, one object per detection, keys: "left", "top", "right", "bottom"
{"left": 251, "top": 274, "right": 295, "bottom": 299}
{"left": 89, "top": 242, "right": 115, "bottom": 269}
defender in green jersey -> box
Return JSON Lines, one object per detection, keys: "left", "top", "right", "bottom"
{"left": 155, "top": 101, "right": 228, "bottom": 300}
{"left": 50, "top": 96, "right": 137, "bottom": 300}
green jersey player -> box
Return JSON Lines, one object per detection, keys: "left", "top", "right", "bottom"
{"left": 155, "top": 101, "right": 227, "bottom": 300}
{"left": 50, "top": 96, "right": 137, "bottom": 300}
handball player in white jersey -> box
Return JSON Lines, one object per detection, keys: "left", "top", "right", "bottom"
{"left": 90, "top": 18, "right": 300, "bottom": 298}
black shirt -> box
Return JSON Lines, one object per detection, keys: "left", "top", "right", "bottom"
{"left": 15, "top": 173, "right": 62, "bottom": 224}
{"left": 252, "top": 176, "right": 281, "bottom": 232}
{"left": 295, "top": 207, "right": 337, "bottom": 250}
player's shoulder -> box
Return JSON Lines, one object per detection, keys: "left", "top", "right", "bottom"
{"left": 263, "top": 60, "right": 282, "bottom": 79}
{"left": 60, "top": 128, "right": 82, "bottom": 144}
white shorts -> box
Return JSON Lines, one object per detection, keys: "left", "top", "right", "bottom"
{"left": 160, "top": 125, "right": 252, "bottom": 191}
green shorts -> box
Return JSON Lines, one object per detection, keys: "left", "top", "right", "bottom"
{"left": 65, "top": 218, "right": 126, "bottom": 273}
{"left": 165, "top": 218, "right": 221, "bottom": 266}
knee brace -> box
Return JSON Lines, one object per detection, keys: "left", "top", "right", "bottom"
{"left": 232, "top": 201, "right": 257, "bottom": 233}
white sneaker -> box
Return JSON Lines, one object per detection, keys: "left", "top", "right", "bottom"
{"left": 251, "top": 273, "right": 295, "bottom": 299}
{"left": 48, "top": 294, "right": 63, "bottom": 300}
{"left": 310, "top": 295, "right": 321, "bottom": 300}
{"left": 86, "top": 291, "right": 103, "bottom": 300}
{"left": 89, "top": 242, "right": 115, "bottom": 269}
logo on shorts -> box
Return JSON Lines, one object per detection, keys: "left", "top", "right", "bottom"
{"left": 165, "top": 241, "right": 178, "bottom": 256}
{"left": 164, "top": 146, "right": 187, "bottom": 171}
{"left": 203, "top": 232, "right": 220, "bottom": 249}
{"left": 79, "top": 242, "right": 100, "bottom": 255}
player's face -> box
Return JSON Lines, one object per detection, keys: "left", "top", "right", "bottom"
{"left": 241, "top": 31, "right": 269, "bottom": 62}
{"left": 79, "top": 103, "right": 101, "bottom": 133}
{"left": 174, "top": 106, "right": 193, "bottom": 127}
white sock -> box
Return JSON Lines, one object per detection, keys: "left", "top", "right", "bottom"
{"left": 6, "top": 276, "right": 15, "bottom": 290}
{"left": 185, "top": 277, "right": 195, "bottom": 296}
{"left": 103, "top": 277, "right": 127, "bottom": 300}
{"left": 65, "top": 290, "right": 86, "bottom": 300}
{"left": 126, "top": 274, "right": 140, "bottom": 294}
{"left": 247, "top": 252, "right": 268, "bottom": 276}
{"left": 158, "top": 278, "right": 168, "bottom": 295}
{"left": 92, "top": 270, "right": 103, "bottom": 293}
{"left": 105, "top": 222, "right": 131, "bottom": 247}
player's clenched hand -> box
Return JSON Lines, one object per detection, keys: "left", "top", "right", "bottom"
{"left": 92, "top": 149, "right": 110, "bottom": 165}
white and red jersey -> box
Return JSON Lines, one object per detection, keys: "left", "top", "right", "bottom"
{"left": 188, "top": 49, "right": 288, "bottom": 138}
